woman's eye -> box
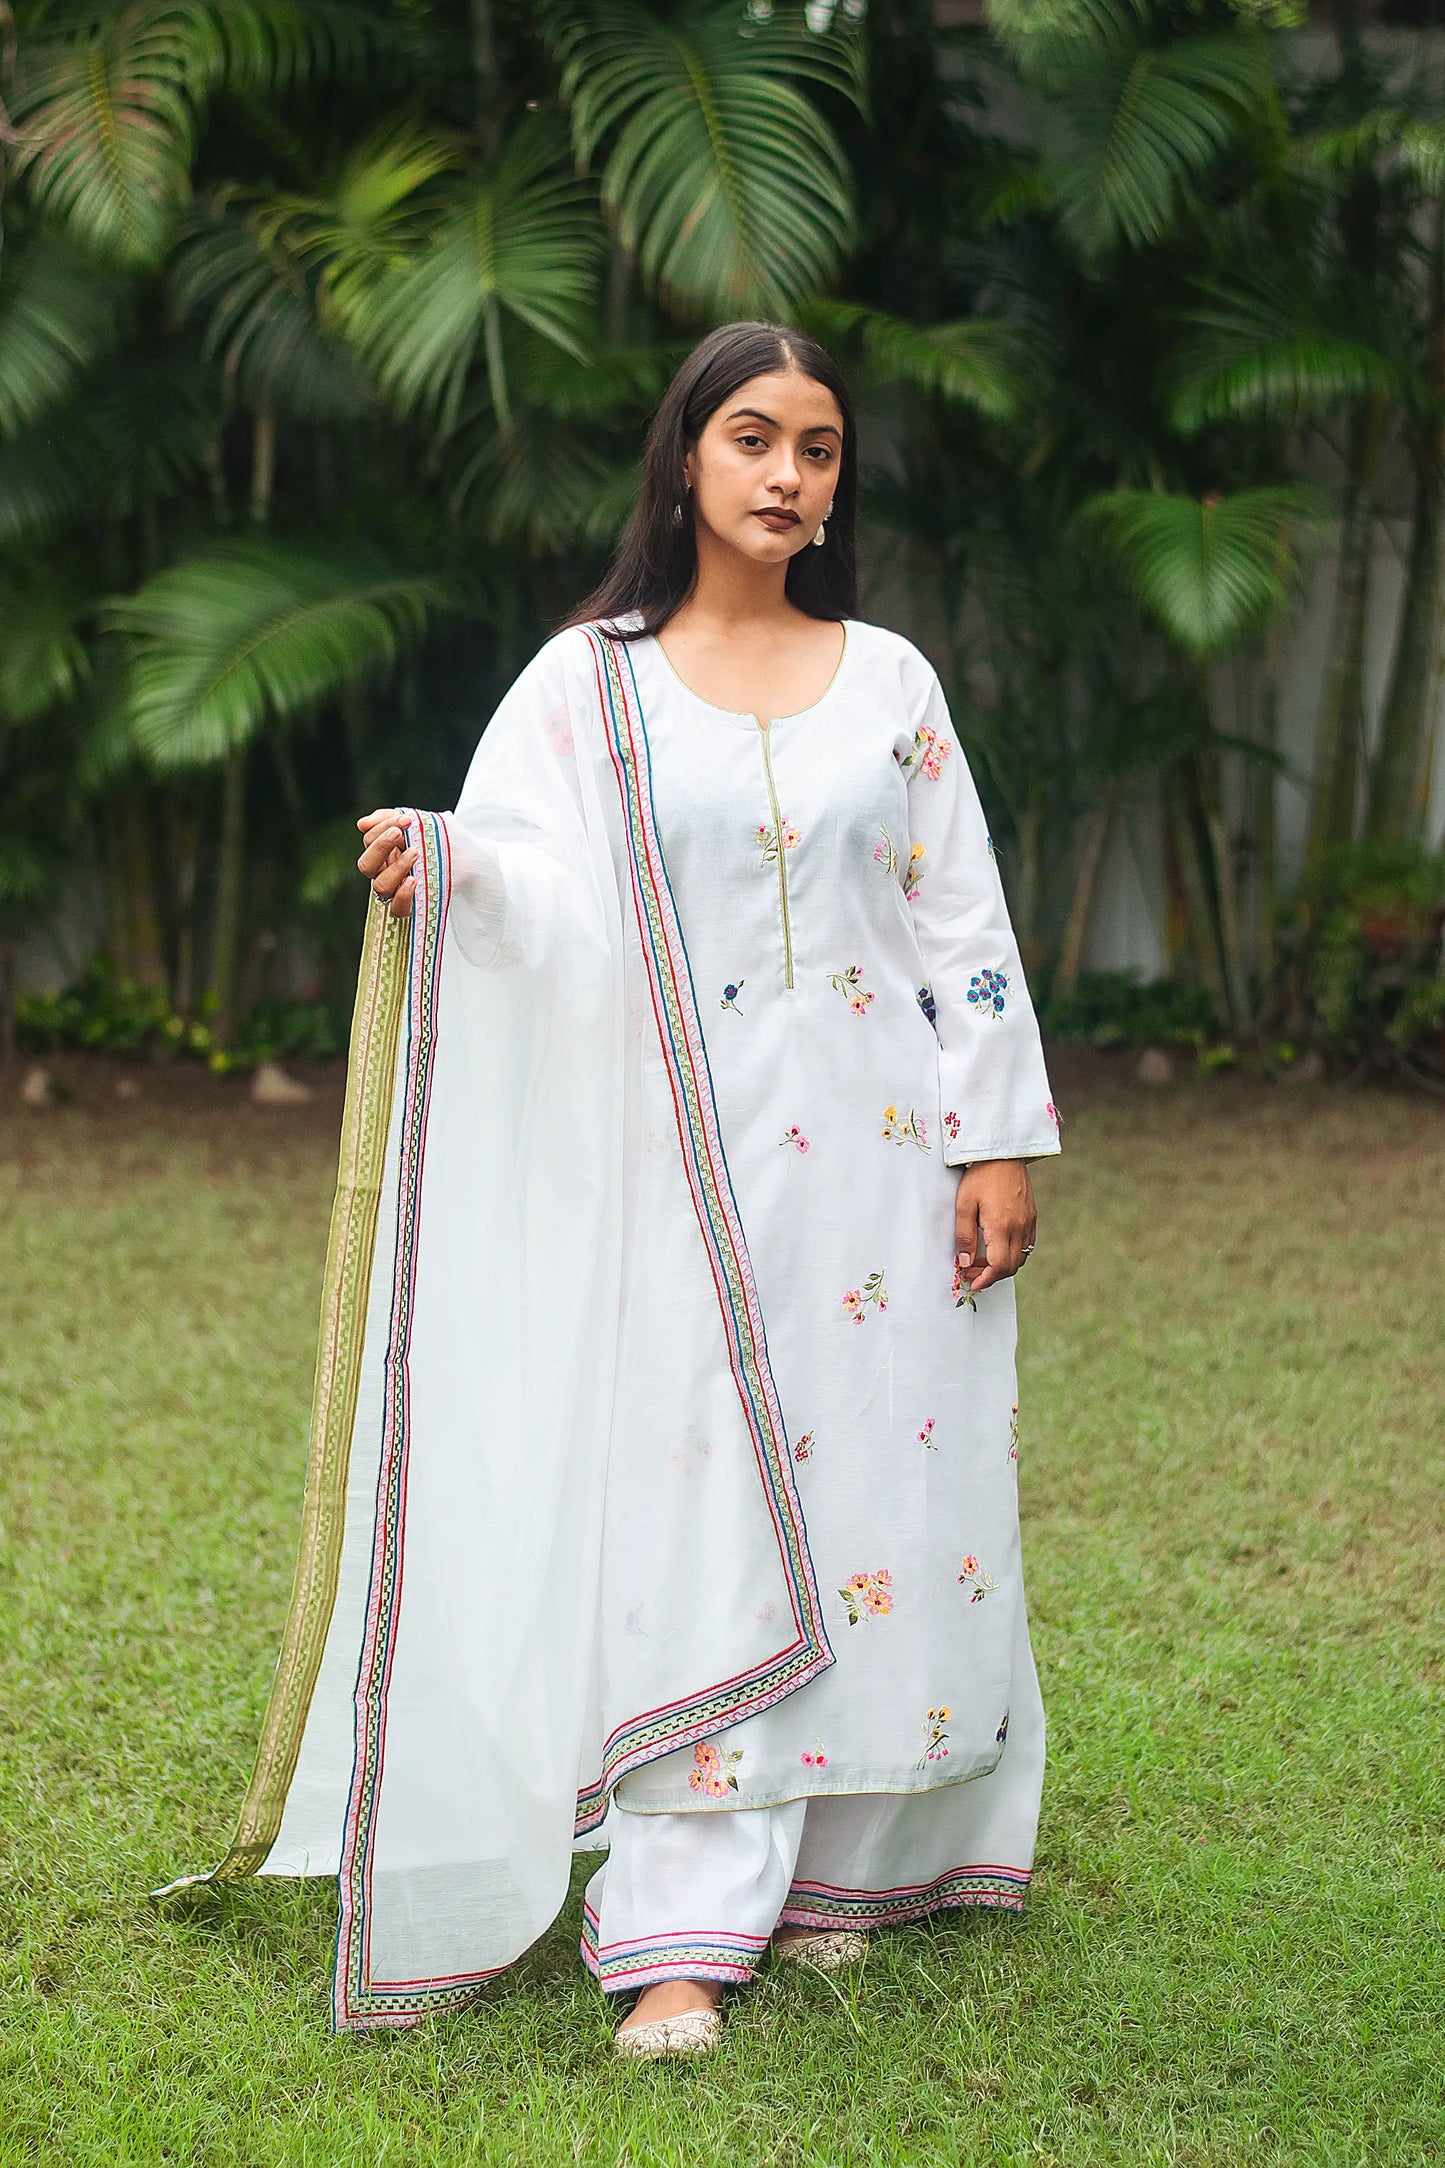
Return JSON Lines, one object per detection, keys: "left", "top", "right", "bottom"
{"left": 736, "top": 434, "right": 767, "bottom": 450}
{"left": 804, "top": 445, "right": 834, "bottom": 463}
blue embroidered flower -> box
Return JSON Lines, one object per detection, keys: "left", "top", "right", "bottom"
{"left": 916, "top": 983, "right": 937, "bottom": 1028}
{"left": 985, "top": 832, "right": 998, "bottom": 858}
{"left": 720, "top": 981, "right": 745, "bottom": 1013}
{"left": 967, "top": 967, "right": 1008, "bottom": 1017}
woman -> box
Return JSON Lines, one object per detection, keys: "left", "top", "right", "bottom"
{"left": 168, "top": 322, "right": 1060, "bottom": 2056}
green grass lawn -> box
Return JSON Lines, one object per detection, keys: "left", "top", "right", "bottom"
{"left": 2, "top": 1060, "right": 1443, "bottom": 2168}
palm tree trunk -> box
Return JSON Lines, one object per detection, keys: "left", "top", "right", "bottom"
{"left": 0, "top": 943, "right": 17, "bottom": 1063}
{"left": 123, "top": 789, "right": 166, "bottom": 988}
{"left": 1254, "top": 621, "right": 1283, "bottom": 997}
{"left": 208, "top": 746, "right": 247, "bottom": 1048}
{"left": 1166, "top": 759, "right": 1231, "bottom": 1026}
{"left": 470, "top": 0, "right": 503, "bottom": 161}
{"left": 1053, "top": 784, "right": 1116, "bottom": 999}
{"left": 1305, "top": 394, "right": 1386, "bottom": 881}
{"left": 1368, "top": 201, "right": 1445, "bottom": 846}
{"left": 250, "top": 406, "right": 275, "bottom": 529}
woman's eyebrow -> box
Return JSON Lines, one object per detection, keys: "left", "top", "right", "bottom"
{"left": 725, "top": 407, "right": 842, "bottom": 440}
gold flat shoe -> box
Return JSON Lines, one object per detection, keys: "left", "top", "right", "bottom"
{"left": 771, "top": 1929, "right": 867, "bottom": 1972}
{"left": 614, "top": 2006, "right": 723, "bottom": 2060}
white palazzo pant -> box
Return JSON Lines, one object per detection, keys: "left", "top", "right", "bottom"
{"left": 581, "top": 1716, "right": 1044, "bottom": 1995}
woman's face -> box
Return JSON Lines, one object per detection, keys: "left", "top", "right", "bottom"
{"left": 683, "top": 367, "right": 843, "bottom": 567}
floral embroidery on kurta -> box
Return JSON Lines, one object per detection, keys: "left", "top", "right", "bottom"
{"left": 720, "top": 980, "right": 744, "bottom": 1013}
{"left": 838, "top": 1568, "right": 893, "bottom": 1625}
{"left": 952, "top": 1260, "right": 977, "bottom": 1310}
{"left": 916, "top": 983, "right": 937, "bottom": 1027}
{"left": 829, "top": 964, "right": 874, "bottom": 1016}
{"left": 881, "top": 1103, "right": 929, "bottom": 1150}
{"left": 758, "top": 819, "right": 801, "bottom": 864}
{"left": 793, "top": 1430, "right": 815, "bottom": 1463}
{"left": 801, "top": 1739, "right": 828, "bottom": 1768}
{"left": 996, "top": 1712, "right": 1010, "bottom": 1745}
{"left": 842, "top": 1268, "right": 888, "bottom": 1322}
{"left": 1008, "top": 1403, "right": 1019, "bottom": 1464}
{"left": 780, "top": 1125, "right": 810, "bottom": 1152}
{"left": 901, "top": 723, "right": 951, "bottom": 781}
{"left": 958, "top": 1555, "right": 997, "bottom": 1602}
{"left": 967, "top": 967, "right": 1009, "bottom": 1017}
{"left": 943, "top": 1109, "right": 960, "bottom": 1145}
{"left": 917, "top": 1706, "right": 952, "bottom": 1767}
{"left": 903, "top": 843, "right": 926, "bottom": 901}
{"left": 1046, "top": 1100, "right": 1062, "bottom": 1131}
{"left": 688, "top": 1740, "right": 744, "bottom": 1797}
{"left": 873, "top": 828, "right": 899, "bottom": 876}
{"left": 917, "top": 1417, "right": 936, "bottom": 1449}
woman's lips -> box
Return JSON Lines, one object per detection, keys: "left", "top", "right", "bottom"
{"left": 753, "top": 509, "right": 800, "bottom": 530}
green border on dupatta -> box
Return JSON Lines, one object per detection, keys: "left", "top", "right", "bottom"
{"left": 152, "top": 898, "right": 407, "bottom": 1897}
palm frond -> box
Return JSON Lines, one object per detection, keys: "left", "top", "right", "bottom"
{"left": 10, "top": 2, "right": 389, "bottom": 268}
{"left": 0, "top": 570, "right": 93, "bottom": 724}
{"left": 1006, "top": 0, "right": 1277, "bottom": 258}
{"left": 1168, "top": 274, "right": 1408, "bottom": 433}
{"left": 1079, "top": 484, "right": 1328, "bottom": 659}
{"left": 0, "top": 358, "right": 218, "bottom": 546}
{"left": 105, "top": 538, "right": 450, "bottom": 768}
{"left": 805, "top": 300, "right": 1042, "bottom": 421}
{"left": 169, "top": 193, "right": 373, "bottom": 419}
{"left": 0, "top": 231, "right": 125, "bottom": 434}
{"left": 544, "top": 0, "right": 862, "bottom": 320}
{"left": 451, "top": 408, "right": 638, "bottom": 553}
{"left": 11, "top": 8, "right": 202, "bottom": 266}
{"left": 259, "top": 117, "right": 463, "bottom": 330}
{"left": 350, "top": 114, "right": 601, "bottom": 431}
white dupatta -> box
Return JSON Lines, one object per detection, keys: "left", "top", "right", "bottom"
{"left": 159, "top": 626, "right": 832, "bottom": 2029}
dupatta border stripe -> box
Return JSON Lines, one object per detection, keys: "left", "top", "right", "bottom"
{"left": 572, "top": 626, "right": 833, "bottom": 1834}
{"left": 332, "top": 813, "right": 506, "bottom": 2029}
{"left": 151, "top": 893, "right": 408, "bottom": 1901}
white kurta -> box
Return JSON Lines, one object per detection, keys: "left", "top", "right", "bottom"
{"left": 602, "top": 622, "right": 1059, "bottom": 1814}
{"left": 175, "top": 615, "right": 1061, "bottom": 2030}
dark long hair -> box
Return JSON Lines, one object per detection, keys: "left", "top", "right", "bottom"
{"left": 567, "top": 321, "right": 858, "bottom": 635}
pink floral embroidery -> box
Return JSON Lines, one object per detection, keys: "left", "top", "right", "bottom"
{"left": 688, "top": 1739, "right": 743, "bottom": 1797}
{"left": 838, "top": 1568, "right": 894, "bottom": 1625}
{"left": 902, "top": 723, "right": 951, "bottom": 781}
{"left": 758, "top": 820, "right": 801, "bottom": 864}
{"left": 1008, "top": 1402, "right": 1019, "bottom": 1464}
{"left": 874, "top": 828, "right": 899, "bottom": 875}
{"left": 943, "top": 1110, "right": 961, "bottom": 1145}
{"left": 1046, "top": 1100, "right": 1062, "bottom": 1131}
{"left": 779, "top": 1126, "right": 811, "bottom": 1153}
{"left": 958, "top": 1555, "right": 998, "bottom": 1602}
{"left": 793, "top": 1429, "right": 815, "bottom": 1463}
{"left": 843, "top": 1268, "right": 888, "bottom": 1321}
{"left": 829, "top": 964, "right": 874, "bottom": 1016}
{"left": 881, "top": 1103, "right": 929, "bottom": 1150}
{"left": 903, "top": 842, "right": 926, "bottom": 901}
{"left": 952, "top": 1259, "right": 977, "bottom": 1310}
{"left": 918, "top": 1417, "right": 936, "bottom": 1449}
{"left": 801, "top": 1739, "right": 828, "bottom": 1768}
{"left": 917, "top": 1706, "right": 951, "bottom": 1767}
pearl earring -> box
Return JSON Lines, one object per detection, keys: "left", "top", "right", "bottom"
{"left": 813, "top": 499, "right": 834, "bottom": 548}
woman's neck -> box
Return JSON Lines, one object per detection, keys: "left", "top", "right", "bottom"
{"left": 671, "top": 531, "right": 803, "bottom": 638}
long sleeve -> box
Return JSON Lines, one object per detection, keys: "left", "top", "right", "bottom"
{"left": 439, "top": 630, "right": 605, "bottom": 979}
{"left": 901, "top": 669, "right": 1061, "bottom": 1167}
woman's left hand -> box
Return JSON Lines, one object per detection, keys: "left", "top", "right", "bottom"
{"left": 954, "top": 1159, "right": 1036, "bottom": 1293}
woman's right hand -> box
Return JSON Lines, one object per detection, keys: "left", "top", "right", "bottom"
{"left": 356, "top": 809, "right": 419, "bottom": 919}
